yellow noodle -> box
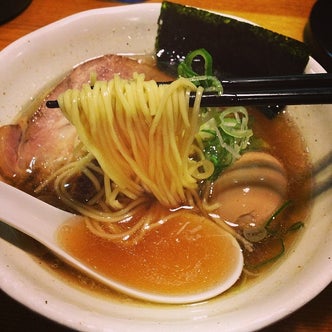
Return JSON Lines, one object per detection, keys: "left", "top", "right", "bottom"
{"left": 55, "top": 73, "right": 216, "bottom": 240}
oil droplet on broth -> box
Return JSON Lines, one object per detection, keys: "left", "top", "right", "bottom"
{"left": 57, "top": 211, "right": 241, "bottom": 296}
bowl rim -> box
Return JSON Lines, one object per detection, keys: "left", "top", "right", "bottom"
{"left": 0, "top": 4, "right": 331, "bottom": 332}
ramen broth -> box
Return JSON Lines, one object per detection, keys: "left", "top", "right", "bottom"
{"left": 32, "top": 106, "right": 311, "bottom": 302}
{"left": 3, "top": 55, "right": 312, "bottom": 302}
{"left": 58, "top": 209, "right": 241, "bottom": 296}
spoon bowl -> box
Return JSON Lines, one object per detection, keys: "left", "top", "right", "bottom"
{"left": 0, "top": 181, "right": 243, "bottom": 304}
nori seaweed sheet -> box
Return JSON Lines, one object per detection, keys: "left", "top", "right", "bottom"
{"left": 155, "top": 1, "right": 310, "bottom": 78}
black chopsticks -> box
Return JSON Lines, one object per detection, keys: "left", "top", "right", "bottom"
{"left": 46, "top": 73, "right": 332, "bottom": 109}
{"left": 195, "top": 73, "right": 332, "bottom": 107}
{"left": 218, "top": 73, "right": 332, "bottom": 90}
{"left": 196, "top": 87, "right": 332, "bottom": 107}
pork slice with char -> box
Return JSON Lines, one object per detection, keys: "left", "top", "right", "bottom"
{"left": 0, "top": 54, "right": 173, "bottom": 192}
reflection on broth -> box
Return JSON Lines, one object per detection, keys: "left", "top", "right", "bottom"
{"left": 0, "top": 53, "right": 312, "bottom": 303}
{"left": 58, "top": 210, "right": 241, "bottom": 297}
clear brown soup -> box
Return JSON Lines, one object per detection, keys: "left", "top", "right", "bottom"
{"left": 8, "top": 51, "right": 311, "bottom": 303}
{"left": 58, "top": 209, "right": 242, "bottom": 297}
{"left": 24, "top": 105, "right": 312, "bottom": 304}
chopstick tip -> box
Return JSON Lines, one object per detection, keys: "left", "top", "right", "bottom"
{"left": 46, "top": 100, "right": 59, "bottom": 108}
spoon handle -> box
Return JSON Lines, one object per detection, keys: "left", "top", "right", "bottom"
{"left": 0, "top": 181, "right": 72, "bottom": 247}
{"left": 0, "top": 182, "right": 129, "bottom": 296}
{"left": 0, "top": 182, "right": 113, "bottom": 290}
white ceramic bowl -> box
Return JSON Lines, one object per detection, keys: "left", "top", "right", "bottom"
{"left": 0, "top": 4, "right": 331, "bottom": 331}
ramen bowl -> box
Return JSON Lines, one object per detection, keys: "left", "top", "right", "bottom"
{"left": 0, "top": 4, "right": 331, "bottom": 331}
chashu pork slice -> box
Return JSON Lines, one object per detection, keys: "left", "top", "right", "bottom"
{"left": 0, "top": 54, "right": 173, "bottom": 192}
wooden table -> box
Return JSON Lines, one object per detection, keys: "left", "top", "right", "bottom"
{"left": 0, "top": 0, "right": 331, "bottom": 331}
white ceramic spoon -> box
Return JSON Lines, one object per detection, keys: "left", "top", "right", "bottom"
{"left": 0, "top": 181, "right": 243, "bottom": 304}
